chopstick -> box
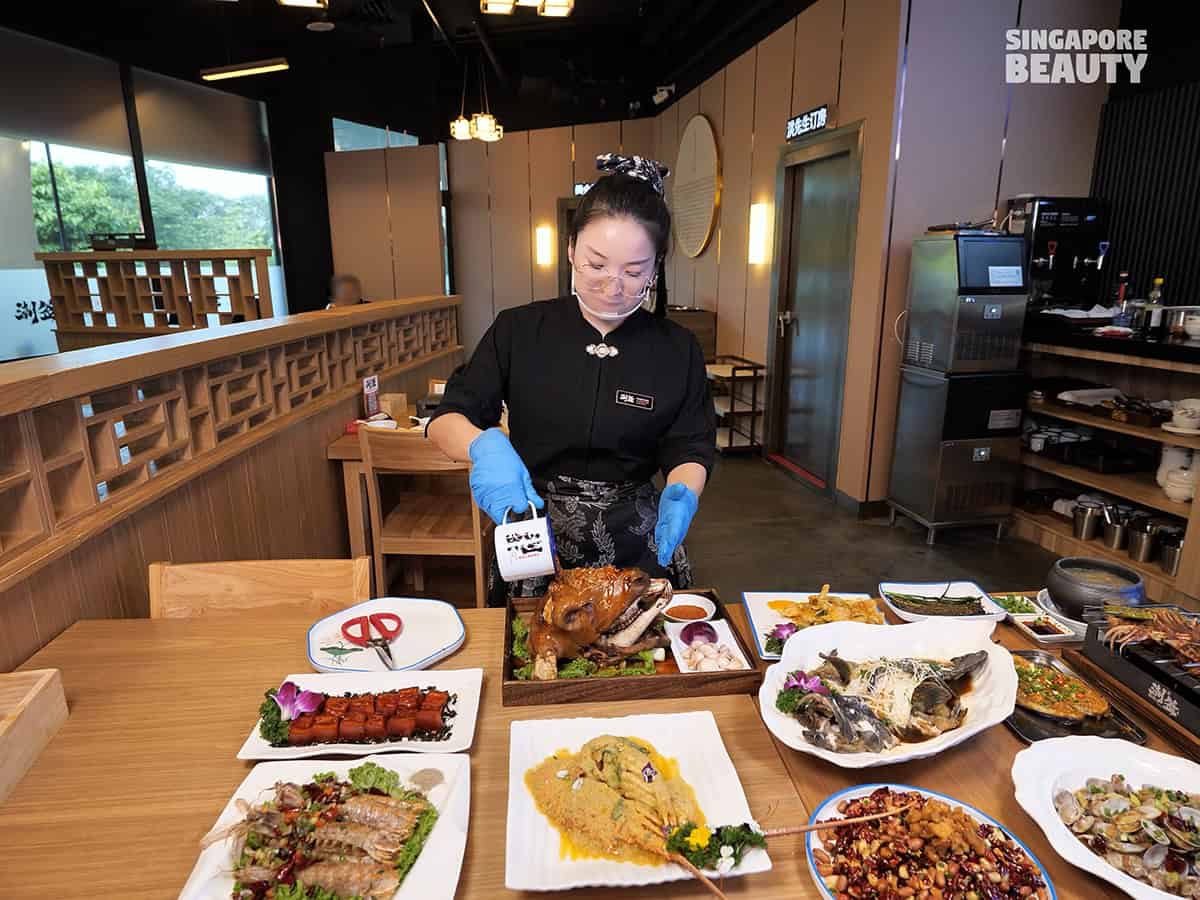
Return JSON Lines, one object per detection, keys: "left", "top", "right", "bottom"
{"left": 762, "top": 802, "right": 914, "bottom": 837}
{"left": 668, "top": 853, "right": 729, "bottom": 900}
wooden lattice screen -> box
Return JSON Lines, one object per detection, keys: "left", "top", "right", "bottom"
{"left": 36, "top": 249, "right": 274, "bottom": 350}
{"left": 0, "top": 300, "right": 459, "bottom": 576}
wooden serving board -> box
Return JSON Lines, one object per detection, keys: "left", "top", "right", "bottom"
{"left": 0, "top": 669, "right": 68, "bottom": 802}
{"left": 1063, "top": 649, "right": 1200, "bottom": 762}
{"left": 501, "top": 588, "right": 764, "bottom": 706}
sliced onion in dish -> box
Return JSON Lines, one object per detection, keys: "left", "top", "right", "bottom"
{"left": 680, "top": 622, "right": 718, "bottom": 645}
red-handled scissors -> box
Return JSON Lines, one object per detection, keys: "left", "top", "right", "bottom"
{"left": 341, "top": 613, "right": 403, "bottom": 668}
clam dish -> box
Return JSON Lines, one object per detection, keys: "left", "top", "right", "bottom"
{"left": 1054, "top": 773, "right": 1200, "bottom": 896}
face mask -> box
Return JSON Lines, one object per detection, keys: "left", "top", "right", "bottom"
{"left": 571, "top": 268, "right": 651, "bottom": 321}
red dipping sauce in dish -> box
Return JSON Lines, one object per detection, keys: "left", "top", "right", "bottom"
{"left": 665, "top": 604, "right": 708, "bottom": 620}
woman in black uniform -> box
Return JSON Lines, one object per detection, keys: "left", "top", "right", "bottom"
{"left": 427, "top": 154, "right": 716, "bottom": 604}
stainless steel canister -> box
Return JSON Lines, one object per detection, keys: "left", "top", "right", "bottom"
{"left": 1073, "top": 501, "right": 1104, "bottom": 541}
{"left": 1103, "top": 521, "right": 1129, "bottom": 551}
{"left": 1160, "top": 528, "right": 1185, "bottom": 576}
{"left": 1128, "top": 517, "right": 1159, "bottom": 563}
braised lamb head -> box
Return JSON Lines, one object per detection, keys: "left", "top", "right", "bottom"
{"left": 529, "top": 566, "right": 672, "bottom": 680}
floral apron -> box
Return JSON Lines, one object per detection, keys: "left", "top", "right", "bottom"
{"left": 487, "top": 474, "right": 693, "bottom": 606}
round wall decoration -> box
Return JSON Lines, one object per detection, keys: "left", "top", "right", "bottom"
{"left": 670, "top": 114, "right": 721, "bottom": 258}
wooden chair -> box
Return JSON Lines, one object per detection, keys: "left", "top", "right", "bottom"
{"left": 148, "top": 557, "right": 371, "bottom": 618}
{"left": 358, "top": 428, "right": 489, "bottom": 607}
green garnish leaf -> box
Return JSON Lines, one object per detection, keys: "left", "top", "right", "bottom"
{"left": 612, "top": 798, "right": 625, "bottom": 820}
{"left": 347, "top": 761, "right": 422, "bottom": 800}
{"left": 511, "top": 616, "right": 530, "bottom": 661}
{"left": 258, "top": 689, "right": 291, "bottom": 746}
{"left": 775, "top": 687, "right": 804, "bottom": 716}
{"left": 667, "top": 822, "right": 767, "bottom": 871}
{"left": 312, "top": 771, "right": 336, "bottom": 783}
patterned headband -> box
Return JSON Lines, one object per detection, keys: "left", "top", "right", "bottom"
{"left": 595, "top": 153, "right": 670, "bottom": 197}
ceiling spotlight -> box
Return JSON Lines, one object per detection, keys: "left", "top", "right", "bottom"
{"left": 200, "top": 57, "right": 290, "bottom": 81}
{"left": 538, "top": 0, "right": 573, "bottom": 15}
{"left": 276, "top": 0, "right": 328, "bottom": 7}
{"left": 480, "top": 0, "right": 515, "bottom": 12}
{"left": 652, "top": 83, "right": 676, "bottom": 105}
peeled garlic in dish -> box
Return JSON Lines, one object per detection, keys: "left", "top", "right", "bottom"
{"left": 683, "top": 639, "right": 742, "bottom": 672}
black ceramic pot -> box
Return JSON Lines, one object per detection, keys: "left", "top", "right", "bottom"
{"left": 1044, "top": 556, "right": 1146, "bottom": 619}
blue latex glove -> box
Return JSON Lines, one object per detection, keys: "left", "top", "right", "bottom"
{"left": 654, "top": 482, "right": 699, "bottom": 567}
{"left": 468, "top": 429, "right": 544, "bottom": 525}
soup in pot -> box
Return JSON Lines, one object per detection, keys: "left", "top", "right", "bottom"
{"left": 1067, "top": 567, "right": 1134, "bottom": 588}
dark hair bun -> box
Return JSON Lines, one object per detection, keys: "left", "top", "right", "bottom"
{"left": 570, "top": 155, "right": 672, "bottom": 261}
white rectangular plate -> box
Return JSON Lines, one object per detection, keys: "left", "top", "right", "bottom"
{"left": 665, "top": 619, "right": 751, "bottom": 672}
{"left": 237, "top": 668, "right": 483, "bottom": 759}
{"left": 505, "top": 711, "right": 772, "bottom": 891}
{"left": 878, "top": 579, "right": 1005, "bottom": 623}
{"left": 742, "top": 591, "right": 879, "bottom": 660}
{"left": 180, "top": 753, "right": 470, "bottom": 900}
{"left": 1009, "top": 614, "right": 1078, "bottom": 644}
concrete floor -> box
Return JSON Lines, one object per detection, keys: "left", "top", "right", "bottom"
{"left": 687, "top": 456, "right": 1059, "bottom": 603}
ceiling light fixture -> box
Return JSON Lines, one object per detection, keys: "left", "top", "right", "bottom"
{"left": 537, "top": 0, "right": 574, "bottom": 16}
{"left": 200, "top": 57, "right": 290, "bottom": 81}
{"left": 468, "top": 58, "right": 503, "bottom": 142}
{"left": 276, "top": 0, "right": 328, "bottom": 8}
{"left": 480, "top": 0, "right": 515, "bottom": 13}
{"left": 516, "top": 0, "right": 541, "bottom": 5}
{"left": 450, "top": 59, "right": 473, "bottom": 140}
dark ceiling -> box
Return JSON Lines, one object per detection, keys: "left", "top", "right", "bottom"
{"left": 1, "top": 0, "right": 810, "bottom": 138}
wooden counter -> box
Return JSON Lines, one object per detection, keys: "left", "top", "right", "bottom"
{"left": 0, "top": 603, "right": 1161, "bottom": 898}
{"left": 0, "top": 297, "right": 463, "bottom": 670}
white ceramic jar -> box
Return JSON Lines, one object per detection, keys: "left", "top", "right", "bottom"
{"left": 1159, "top": 445, "right": 1194, "bottom": 486}
{"left": 1164, "top": 467, "right": 1196, "bottom": 502}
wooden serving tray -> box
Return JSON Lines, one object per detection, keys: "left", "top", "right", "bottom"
{"left": 501, "top": 588, "right": 763, "bottom": 707}
{"left": 0, "top": 669, "right": 68, "bottom": 802}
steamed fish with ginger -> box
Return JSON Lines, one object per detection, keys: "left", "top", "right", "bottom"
{"left": 776, "top": 649, "right": 988, "bottom": 753}
{"left": 525, "top": 735, "right": 701, "bottom": 866}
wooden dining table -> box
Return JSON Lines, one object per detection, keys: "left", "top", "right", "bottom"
{"left": 0, "top": 601, "right": 1165, "bottom": 898}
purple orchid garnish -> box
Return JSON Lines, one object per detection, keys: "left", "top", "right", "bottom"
{"left": 783, "top": 670, "right": 829, "bottom": 695}
{"left": 770, "top": 622, "right": 799, "bottom": 642}
{"left": 642, "top": 761, "right": 658, "bottom": 783}
{"left": 272, "top": 680, "right": 325, "bottom": 721}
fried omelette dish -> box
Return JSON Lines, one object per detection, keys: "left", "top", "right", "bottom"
{"left": 768, "top": 584, "right": 884, "bottom": 629}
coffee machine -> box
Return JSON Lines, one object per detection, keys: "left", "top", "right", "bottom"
{"left": 1006, "top": 196, "right": 1108, "bottom": 306}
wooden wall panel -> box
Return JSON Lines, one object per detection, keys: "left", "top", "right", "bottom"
{"left": 693, "top": 72, "right": 726, "bottom": 313}
{"left": 572, "top": 121, "right": 621, "bottom": 186}
{"left": 999, "top": 0, "right": 1120, "bottom": 201}
{"left": 792, "top": 0, "right": 844, "bottom": 118}
{"left": 861, "top": 0, "right": 1011, "bottom": 501}
{"left": 487, "top": 132, "right": 534, "bottom": 314}
{"left": 448, "top": 139, "right": 495, "bottom": 354}
{"left": 656, "top": 103, "right": 680, "bottom": 306}
{"left": 671, "top": 89, "right": 702, "bottom": 310}
{"left": 324, "top": 149, "right": 394, "bottom": 299}
{"left": 0, "top": 352, "right": 462, "bottom": 670}
{"left": 715, "top": 48, "right": 756, "bottom": 357}
{"left": 386, "top": 145, "right": 446, "bottom": 298}
{"left": 529, "top": 126, "right": 573, "bottom": 301}
{"left": 620, "top": 118, "right": 656, "bottom": 160}
{"left": 744, "top": 19, "right": 797, "bottom": 365}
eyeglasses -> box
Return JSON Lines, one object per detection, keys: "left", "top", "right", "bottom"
{"left": 572, "top": 259, "right": 655, "bottom": 299}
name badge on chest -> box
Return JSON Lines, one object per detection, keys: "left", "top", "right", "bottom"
{"left": 616, "top": 389, "right": 654, "bottom": 411}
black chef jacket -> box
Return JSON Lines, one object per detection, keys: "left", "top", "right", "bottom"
{"left": 431, "top": 296, "right": 716, "bottom": 485}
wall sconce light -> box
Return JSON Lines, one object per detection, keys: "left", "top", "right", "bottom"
{"left": 535, "top": 226, "right": 554, "bottom": 266}
{"left": 748, "top": 203, "right": 771, "bottom": 265}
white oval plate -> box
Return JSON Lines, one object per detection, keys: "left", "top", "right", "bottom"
{"left": 237, "top": 667, "right": 483, "bottom": 758}
{"left": 1013, "top": 736, "right": 1200, "bottom": 899}
{"left": 758, "top": 619, "right": 1015, "bottom": 768}
{"left": 805, "top": 783, "right": 1057, "bottom": 899}
{"left": 878, "top": 579, "right": 1006, "bottom": 623}
{"left": 307, "top": 596, "right": 465, "bottom": 672}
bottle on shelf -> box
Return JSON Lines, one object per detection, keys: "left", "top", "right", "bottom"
{"left": 1144, "top": 276, "right": 1166, "bottom": 341}
{"left": 1112, "top": 271, "right": 1133, "bottom": 328}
